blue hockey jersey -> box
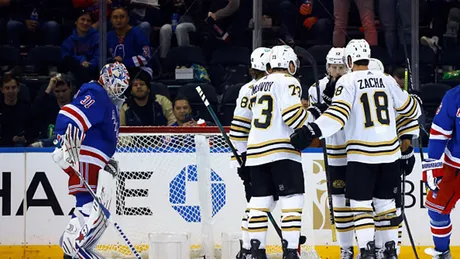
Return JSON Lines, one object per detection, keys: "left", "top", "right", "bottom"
{"left": 107, "top": 27, "right": 152, "bottom": 68}
{"left": 55, "top": 82, "right": 120, "bottom": 169}
{"left": 428, "top": 86, "right": 460, "bottom": 168}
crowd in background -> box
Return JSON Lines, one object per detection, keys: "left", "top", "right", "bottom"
{"left": 0, "top": 0, "right": 459, "bottom": 147}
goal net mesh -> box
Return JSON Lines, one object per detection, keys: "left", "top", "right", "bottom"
{"left": 95, "top": 126, "right": 318, "bottom": 259}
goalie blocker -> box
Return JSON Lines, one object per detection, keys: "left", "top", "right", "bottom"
{"left": 60, "top": 160, "right": 118, "bottom": 258}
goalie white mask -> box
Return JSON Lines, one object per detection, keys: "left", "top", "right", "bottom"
{"left": 269, "top": 45, "right": 300, "bottom": 75}
{"left": 344, "top": 39, "right": 371, "bottom": 70}
{"left": 98, "top": 62, "right": 130, "bottom": 99}
{"left": 251, "top": 47, "right": 271, "bottom": 72}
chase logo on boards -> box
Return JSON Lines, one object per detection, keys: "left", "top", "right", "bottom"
{"left": 169, "top": 165, "right": 226, "bottom": 223}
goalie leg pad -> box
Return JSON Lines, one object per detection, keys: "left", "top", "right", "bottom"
{"left": 75, "top": 167, "right": 115, "bottom": 250}
{"left": 247, "top": 196, "right": 274, "bottom": 249}
{"left": 60, "top": 215, "right": 86, "bottom": 257}
{"left": 373, "top": 198, "right": 398, "bottom": 249}
{"left": 75, "top": 244, "right": 105, "bottom": 259}
{"left": 280, "top": 194, "right": 303, "bottom": 249}
{"left": 332, "top": 194, "right": 354, "bottom": 248}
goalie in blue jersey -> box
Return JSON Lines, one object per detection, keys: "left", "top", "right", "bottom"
{"left": 52, "top": 62, "right": 130, "bottom": 258}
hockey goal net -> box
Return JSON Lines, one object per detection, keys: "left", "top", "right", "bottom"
{"left": 96, "top": 126, "right": 318, "bottom": 259}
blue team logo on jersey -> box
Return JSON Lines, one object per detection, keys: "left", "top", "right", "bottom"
{"left": 169, "top": 165, "right": 226, "bottom": 223}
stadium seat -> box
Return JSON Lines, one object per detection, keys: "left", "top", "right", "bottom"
{"left": 209, "top": 47, "right": 251, "bottom": 94}
{"left": 164, "top": 46, "right": 207, "bottom": 71}
{"left": 176, "top": 83, "right": 218, "bottom": 122}
{"left": 297, "top": 66, "right": 317, "bottom": 88}
{"left": 150, "top": 82, "right": 171, "bottom": 100}
{"left": 393, "top": 45, "right": 436, "bottom": 84}
{"left": 220, "top": 83, "right": 245, "bottom": 125}
{"left": 0, "top": 45, "right": 21, "bottom": 66}
{"left": 306, "top": 45, "right": 332, "bottom": 67}
{"left": 438, "top": 46, "right": 460, "bottom": 87}
{"left": 26, "top": 46, "right": 61, "bottom": 75}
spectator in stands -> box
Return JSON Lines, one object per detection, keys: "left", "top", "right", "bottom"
{"left": 171, "top": 96, "right": 197, "bottom": 126}
{"left": 277, "top": 0, "right": 334, "bottom": 45}
{"left": 392, "top": 67, "right": 405, "bottom": 89}
{"left": 159, "top": 0, "right": 196, "bottom": 59}
{"left": 420, "top": 1, "right": 460, "bottom": 52}
{"left": 60, "top": 9, "right": 99, "bottom": 88}
{"left": 0, "top": 0, "right": 10, "bottom": 44}
{"left": 29, "top": 74, "right": 73, "bottom": 147}
{"left": 206, "top": 0, "right": 252, "bottom": 47}
{"left": 0, "top": 74, "right": 31, "bottom": 147}
{"left": 333, "top": 0, "right": 377, "bottom": 47}
{"left": 72, "top": 0, "right": 113, "bottom": 29}
{"left": 378, "top": 0, "right": 411, "bottom": 58}
{"left": 128, "top": 0, "right": 162, "bottom": 41}
{"left": 107, "top": 6, "right": 153, "bottom": 76}
{"left": 6, "top": 0, "right": 62, "bottom": 48}
{"left": 119, "top": 69, "right": 176, "bottom": 126}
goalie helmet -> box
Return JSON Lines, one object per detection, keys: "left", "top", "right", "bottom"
{"left": 269, "top": 45, "right": 300, "bottom": 75}
{"left": 251, "top": 47, "right": 271, "bottom": 72}
{"left": 98, "top": 62, "right": 130, "bottom": 98}
{"left": 368, "top": 58, "right": 385, "bottom": 73}
{"left": 344, "top": 39, "right": 371, "bottom": 70}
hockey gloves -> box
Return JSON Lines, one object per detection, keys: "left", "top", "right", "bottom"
{"left": 422, "top": 158, "right": 444, "bottom": 192}
{"left": 290, "top": 122, "right": 322, "bottom": 150}
{"left": 237, "top": 152, "right": 252, "bottom": 202}
{"left": 322, "top": 77, "right": 340, "bottom": 106}
{"left": 307, "top": 102, "right": 328, "bottom": 119}
{"left": 400, "top": 146, "right": 415, "bottom": 175}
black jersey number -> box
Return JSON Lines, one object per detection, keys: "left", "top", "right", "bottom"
{"left": 251, "top": 95, "right": 274, "bottom": 129}
{"left": 289, "top": 84, "right": 301, "bottom": 97}
{"left": 360, "top": 91, "right": 390, "bottom": 128}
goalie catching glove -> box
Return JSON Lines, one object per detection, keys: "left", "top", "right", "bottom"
{"left": 290, "top": 122, "right": 322, "bottom": 150}
{"left": 422, "top": 158, "right": 444, "bottom": 192}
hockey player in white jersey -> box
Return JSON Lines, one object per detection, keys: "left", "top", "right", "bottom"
{"left": 290, "top": 39, "right": 421, "bottom": 259}
{"left": 242, "top": 45, "right": 326, "bottom": 259}
{"left": 308, "top": 47, "right": 347, "bottom": 104}
{"left": 307, "top": 48, "right": 356, "bottom": 258}
{"left": 229, "top": 46, "right": 272, "bottom": 259}
{"left": 368, "top": 58, "right": 418, "bottom": 258}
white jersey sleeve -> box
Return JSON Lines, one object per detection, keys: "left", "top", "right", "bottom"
{"left": 308, "top": 76, "right": 328, "bottom": 105}
{"left": 229, "top": 80, "right": 254, "bottom": 153}
{"left": 314, "top": 75, "right": 353, "bottom": 138}
{"left": 280, "top": 77, "right": 312, "bottom": 129}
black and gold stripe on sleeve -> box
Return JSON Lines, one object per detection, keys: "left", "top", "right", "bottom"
{"left": 282, "top": 104, "right": 309, "bottom": 129}
{"left": 396, "top": 115, "right": 419, "bottom": 137}
{"left": 346, "top": 137, "right": 400, "bottom": 157}
{"left": 230, "top": 116, "right": 251, "bottom": 141}
{"left": 395, "top": 95, "right": 419, "bottom": 119}
{"left": 322, "top": 101, "right": 351, "bottom": 128}
{"left": 247, "top": 139, "right": 300, "bottom": 159}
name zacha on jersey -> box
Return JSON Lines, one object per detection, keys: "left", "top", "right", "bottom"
{"left": 358, "top": 78, "right": 385, "bottom": 89}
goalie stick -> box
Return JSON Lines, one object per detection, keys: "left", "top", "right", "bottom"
{"left": 292, "top": 45, "right": 337, "bottom": 243}
{"left": 195, "top": 86, "right": 308, "bottom": 248}
{"left": 67, "top": 163, "right": 142, "bottom": 259}
{"left": 58, "top": 128, "right": 142, "bottom": 259}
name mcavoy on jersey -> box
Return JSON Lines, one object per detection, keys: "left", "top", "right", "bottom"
{"left": 358, "top": 78, "right": 385, "bottom": 89}
{"left": 251, "top": 81, "right": 274, "bottom": 95}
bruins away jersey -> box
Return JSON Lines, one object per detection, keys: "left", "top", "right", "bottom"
{"left": 242, "top": 72, "right": 314, "bottom": 166}
{"left": 229, "top": 79, "right": 255, "bottom": 167}
{"left": 315, "top": 70, "right": 421, "bottom": 164}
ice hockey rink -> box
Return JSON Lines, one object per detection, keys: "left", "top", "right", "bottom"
{"left": 0, "top": 133, "right": 458, "bottom": 259}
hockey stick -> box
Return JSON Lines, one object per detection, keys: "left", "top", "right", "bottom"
{"left": 67, "top": 163, "right": 142, "bottom": 259}
{"left": 398, "top": 3, "right": 421, "bottom": 258}
{"left": 195, "top": 86, "right": 308, "bottom": 247}
{"left": 293, "top": 46, "right": 337, "bottom": 242}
